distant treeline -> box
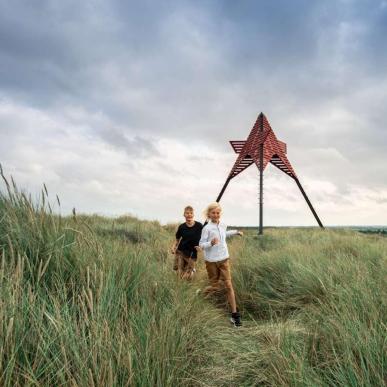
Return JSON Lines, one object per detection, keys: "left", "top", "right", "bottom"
{"left": 230, "top": 226, "right": 387, "bottom": 236}
{"left": 357, "top": 229, "right": 387, "bottom": 236}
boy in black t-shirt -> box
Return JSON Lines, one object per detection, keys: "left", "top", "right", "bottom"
{"left": 171, "top": 206, "right": 203, "bottom": 279}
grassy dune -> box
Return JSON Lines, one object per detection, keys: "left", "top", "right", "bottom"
{"left": 0, "top": 174, "right": 386, "bottom": 386}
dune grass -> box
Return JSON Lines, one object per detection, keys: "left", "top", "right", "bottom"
{"left": 0, "top": 171, "right": 386, "bottom": 386}
{"left": 207, "top": 229, "right": 387, "bottom": 386}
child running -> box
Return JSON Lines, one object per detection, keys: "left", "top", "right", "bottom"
{"left": 171, "top": 206, "right": 203, "bottom": 280}
{"left": 199, "top": 202, "right": 243, "bottom": 327}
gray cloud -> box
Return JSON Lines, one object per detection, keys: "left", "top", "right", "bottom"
{"left": 0, "top": 0, "right": 386, "bottom": 225}
{"left": 98, "top": 128, "right": 159, "bottom": 157}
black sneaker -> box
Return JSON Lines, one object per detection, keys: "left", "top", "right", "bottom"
{"left": 230, "top": 312, "right": 242, "bottom": 327}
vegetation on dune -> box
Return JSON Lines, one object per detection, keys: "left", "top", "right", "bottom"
{"left": 222, "top": 229, "right": 387, "bottom": 386}
{"left": 0, "top": 170, "right": 386, "bottom": 386}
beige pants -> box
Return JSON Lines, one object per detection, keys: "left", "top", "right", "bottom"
{"left": 204, "top": 258, "right": 232, "bottom": 294}
{"left": 173, "top": 251, "right": 196, "bottom": 280}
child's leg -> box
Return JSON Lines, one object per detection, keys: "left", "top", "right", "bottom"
{"left": 204, "top": 261, "right": 221, "bottom": 295}
{"left": 172, "top": 253, "right": 179, "bottom": 271}
{"left": 182, "top": 258, "right": 196, "bottom": 280}
{"left": 187, "top": 257, "right": 196, "bottom": 272}
{"left": 219, "top": 259, "right": 237, "bottom": 313}
{"left": 177, "top": 251, "right": 185, "bottom": 276}
{"left": 224, "top": 280, "right": 237, "bottom": 313}
{"left": 180, "top": 255, "right": 191, "bottom": 279}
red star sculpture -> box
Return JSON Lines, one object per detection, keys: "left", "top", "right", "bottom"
{"left": 228, "top": 113, "right": 296, "bottom": 179}
{"left": 216, "top": 112, "right": 323, "bottom": 233}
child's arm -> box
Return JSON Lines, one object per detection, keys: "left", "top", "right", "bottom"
{"left": 226, "top": 228, "right": 243, "bottom": 237}
{"left": 199, "top": 227, "right": 213, "bottom": 250}
{"left": 172, "top": 226, "right": 182, "bottom": 253}
{"left": 171, "top": 237, "right": 181, "bottom": 254}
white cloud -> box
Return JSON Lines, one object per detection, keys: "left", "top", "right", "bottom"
{"left": 1, "top": 1, "right": 386, "bottom": 226}
{"left": 1, "top": 98, "right": 386, "bottom": 226}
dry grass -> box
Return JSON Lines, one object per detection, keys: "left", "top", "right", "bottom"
{"left": 1, "top": 169, "right": 386, "bottom": 386}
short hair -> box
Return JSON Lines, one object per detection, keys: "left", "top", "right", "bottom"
{"left": 184, "top": 206, "right": 194, "bottom": 213}
{"left": 204, "top": 202, "right": 222, "bottom": 218}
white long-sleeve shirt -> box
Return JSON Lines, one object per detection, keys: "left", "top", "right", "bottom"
{"left": 199, "top": 221, "right": 238, "bottom": 262}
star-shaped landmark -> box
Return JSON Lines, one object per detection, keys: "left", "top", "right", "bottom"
{"left": 215, "top": 112, "right": 323, "bottom": 233}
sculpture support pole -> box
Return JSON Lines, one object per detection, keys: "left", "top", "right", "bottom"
{"left": 259, "top": 113, "right": 264, "bottom": 235}
{"left": 259, "top": 152, "right": 263, "bottom": 234}
{"left": 294, "top": 178, "right": 324, "bottom": 228}
{"left": 216, "top": 177, "right": 231, "bottom": 202}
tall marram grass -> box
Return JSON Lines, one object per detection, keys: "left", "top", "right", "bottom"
{"left": 1, "top": 169, "right": 386, "bottom": 386}
{"left": 201, "top": 230, "right": 387, "bottom": 386}
{"left": 0, "top": 171, "right": 222, "bottom": 386}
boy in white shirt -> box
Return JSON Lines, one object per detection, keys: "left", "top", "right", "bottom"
{"left": 199, "top": 202, "right": 243, "bottom": 327}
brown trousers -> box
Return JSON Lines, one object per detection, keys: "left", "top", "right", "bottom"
{"left": 204, "top": 258, "right": 232, "bottom": 294}
{"left": 173, "top": 251, "right": 196, "bottom": 279}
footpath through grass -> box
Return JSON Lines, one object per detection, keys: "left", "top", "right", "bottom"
{"left": 0, "top": 173, "right": 386, "bottom": 386}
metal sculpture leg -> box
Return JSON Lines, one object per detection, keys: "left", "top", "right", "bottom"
{"left": 216, "top": 178, "right": 231, "bottom": 202}
{"left": 259, "top": 151, "right": 264, "bottom": 235}
{"left": 294, "top": 178, "right": 324, "bottom": 228}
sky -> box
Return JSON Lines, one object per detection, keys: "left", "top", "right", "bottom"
{"left": 1, "top": 0, "right": 387, "bottom": 226}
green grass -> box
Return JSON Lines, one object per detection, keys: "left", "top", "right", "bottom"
{"left": 1, "top": 170, "right": 386, "bottom": 386}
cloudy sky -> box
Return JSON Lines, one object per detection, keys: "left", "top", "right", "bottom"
{"left": 1, "top": 0, "right": 386, "bottom": 226}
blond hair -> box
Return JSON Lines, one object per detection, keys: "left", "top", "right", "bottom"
{"left": 204, "top": 202, "right": 222, "bottom": 218}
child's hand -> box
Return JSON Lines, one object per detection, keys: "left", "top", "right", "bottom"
{"left": 237, "top": 231, "right": 244, "bottom": 236}
{"left": 195, "top": 246, "right": 202, "bottom": 252}
{"left": 211, "top": 237, "right": 219, "bottom": 246}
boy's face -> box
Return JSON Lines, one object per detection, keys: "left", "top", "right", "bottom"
{"left": 209, "top": 208, "right": 221, "bottom": 223}
{"left": 184, "top": 210, "right": 194, "bottom": 222}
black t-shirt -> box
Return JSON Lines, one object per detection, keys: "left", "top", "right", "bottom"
{"left": 175, "top": 221, "right": 203, "bottom": 259}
